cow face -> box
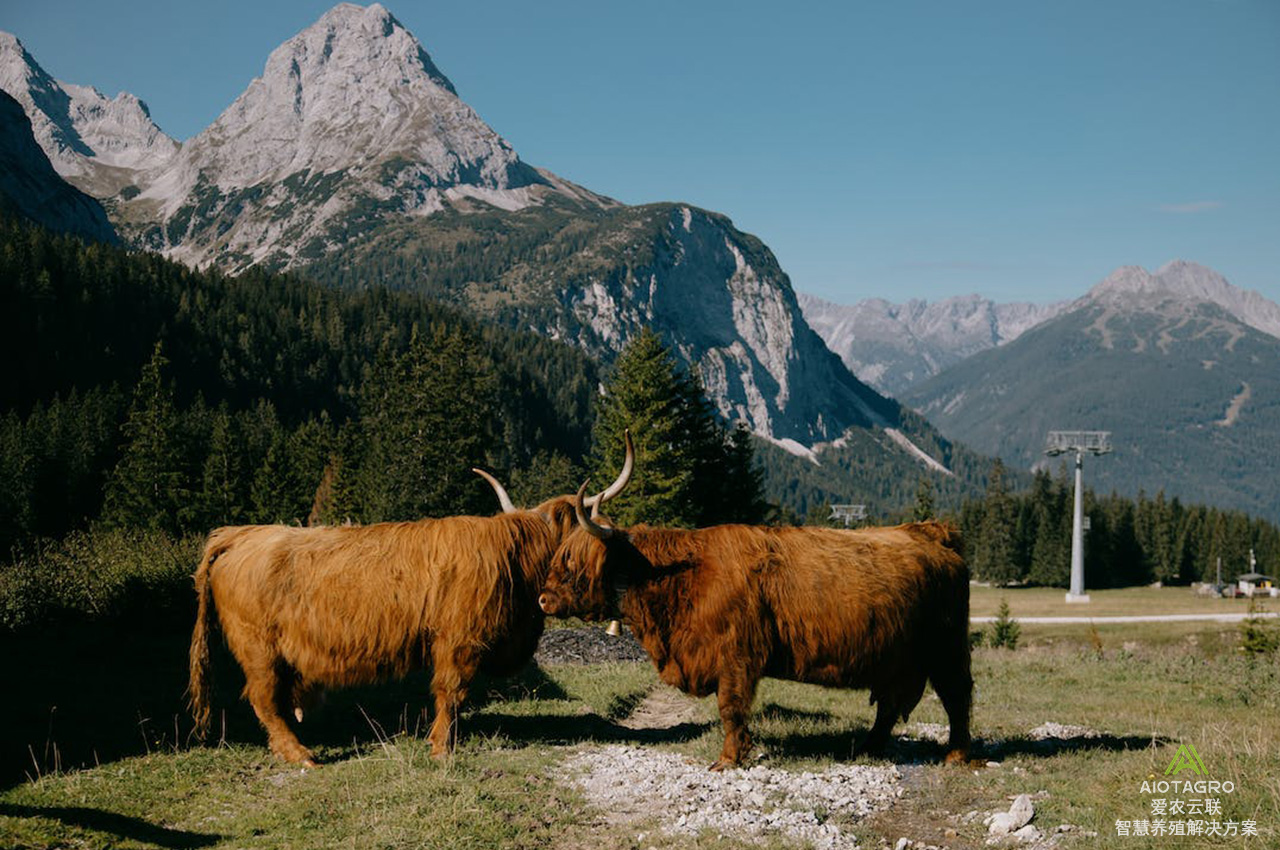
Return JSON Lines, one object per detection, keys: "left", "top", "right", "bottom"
{"left": 539, "top": 527, "right": 615, "bottom": 620}
{"left": 539, "top": 481, "right": 635, "bottom": 620}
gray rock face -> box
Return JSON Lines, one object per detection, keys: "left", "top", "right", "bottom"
{"left": 120, "top": 2, "right": 591, "bottom": 271}
{"left": 0, "top": 90, "right": 117, "bottom": 243}
{"left": 0, "top": 30, "right": 177, "bottom": 196}
{"left": 799, "top": 291, "right": 1068, "bottom": 396}
{"left": 541, "top": 205, "right": 896, "bottom": 443}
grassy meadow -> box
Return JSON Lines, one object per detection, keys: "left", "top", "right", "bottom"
{"left": 2, "top": 594, "right": 1278, "bottom": 849}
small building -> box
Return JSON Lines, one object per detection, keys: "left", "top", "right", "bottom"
{"left": 1236, "top": 572, "right": 1277, "bottom": 598}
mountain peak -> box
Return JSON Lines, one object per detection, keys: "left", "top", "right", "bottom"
{"left": 0, "top": 28, "right": 177, "bottom": 189}
{"left": 1083, "top": 261, "right": 1280, "bottom": 341}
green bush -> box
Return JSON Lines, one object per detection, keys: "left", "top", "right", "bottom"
{"left": 0, "top": 528, "right": 201, "bottom": 633}
{"left": 1239, "top": 599, "right": 1280, "bottom": 656}
{"left": 989, "top": 598, "right": 1021, "bottom": 650}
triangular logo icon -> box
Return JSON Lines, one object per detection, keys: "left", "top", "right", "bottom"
{"left": 1164, "top": 743, "right": 1207, "bottom": 776}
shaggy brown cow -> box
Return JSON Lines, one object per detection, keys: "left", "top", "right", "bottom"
{"left": 538, "top": 485, "right": 972, "bottom": 770}
{"left": 188, "top": 438, "right": 632, "bottom": 766}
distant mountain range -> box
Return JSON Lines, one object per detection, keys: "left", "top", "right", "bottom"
{"left": 798, "top": 292, "right": 1068, "bottom": 396}
{"left": 0, "top": 3, "right": 987, "bottom": 514}
{"left": 900, "top": 261, "right": 1280, "bottom": 521}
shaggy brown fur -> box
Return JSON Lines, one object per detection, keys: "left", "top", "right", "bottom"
{"left": 189, "top": 497, "right": 589, "bottom": 766}
{"left": 540, "top": 521, "right": 971, "bottom": 769}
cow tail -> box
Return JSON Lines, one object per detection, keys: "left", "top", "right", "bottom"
{"left": 187, "top": 539, "right": 221, "bottom": 740}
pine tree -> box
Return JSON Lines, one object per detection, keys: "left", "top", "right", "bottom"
{"left": 589, "top": 328, "right": 761, "bottom": 528}
{"left": 356, "top": 325, "right": 497, "bottom": 521}
{"left": 101, "top": 342, "right": 186, "bottom": 532}
{"left": 913, "top": 476, "right": 936, "bottom": 522}
{"left": 974, "top": 459, "right": 1020, "bottom": 586}
{"left": 196, "top": 403, "right": 243, "bottom": 527}
{"left": 716, "top": 423, "right": 767, "bottom": 525}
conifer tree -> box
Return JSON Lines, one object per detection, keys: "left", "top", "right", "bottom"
{"left": 196, "top": 403, "right": 243, "bottom": 527}
{"left": 974, "top": 459, "right": 1020, "bottom": 585}
{"left": 101, "top": 342, "right": 185, "bottom": 532}
{"left": 913, "top": 476, "right": 936, "bottom": 522}
{"left": 357, "top": 324, "right": 496, "bottom": 521}
{"left": 589, "top": 328, "right": 763, "bottom": 528}
{"left": 715, "top": 423, "right": 767, "bottom": 525}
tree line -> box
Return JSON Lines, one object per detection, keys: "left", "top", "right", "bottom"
{"left": 956, "top": 460, "right": 1280, "bottom": 588}
{"left": 0, "top": 215, "right": 765, "bottom": 557}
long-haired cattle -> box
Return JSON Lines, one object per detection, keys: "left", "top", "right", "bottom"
{"left": 539, "top": 485, "right": 972, "bottom": 770}
{"left": 188, "top": 437, "right": 632, "bottom": 766}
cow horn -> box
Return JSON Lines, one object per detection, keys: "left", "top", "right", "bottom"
{"left": 585, "top": 429, "right": 634, "bottom": 508}
{"left": 575, "top": 480, "right": 614, "bottom": 540}
{"left": 472, "top": 468, "right": 517, "bottom": 514}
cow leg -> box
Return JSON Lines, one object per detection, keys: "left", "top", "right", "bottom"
{"left": 427, "top": 642, "right": 481, "bottom": 760}
{"left": 857, "top": 694, "right": 900, "bottom": 758}
{"left": 930, "top": 657, "right": 973, "bottom": 765}
{"left": 711, "top": 670, "right": 758, "bottom": 771}
{"left": 859, "top": 672, "right": 925, "bottom": 758}
{"left": 244, "top": 659, "right": 317, "bottom": 767}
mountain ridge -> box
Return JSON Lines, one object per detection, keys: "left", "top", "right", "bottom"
{"left": 902, "top": 263, "right": 1280, "bottom": 521}
{"left": 0, "top": 3, "right": 961, "bottom": 479}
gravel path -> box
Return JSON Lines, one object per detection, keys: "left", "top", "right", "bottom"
{"left": 560, "top": 745, "right": 902, "bottom": 850}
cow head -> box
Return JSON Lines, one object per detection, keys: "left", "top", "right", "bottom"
{"left": 472, "top": 430, "right": 634, "bottom": 541}
{"left": 538, "top": 481, "right": 634, "bottom": 621}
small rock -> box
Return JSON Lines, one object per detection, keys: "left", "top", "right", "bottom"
{"left": 1010, "top": 824, "right": 1043, "bottom": 844}
{"left": 986, "top": 761, "right": 1002, "bottom": 768}
{"left": 987, "top": 793, "right": 1035, "bottom": 837}
{"left": 895, "top": 838, "right": 911, "bottom": 850}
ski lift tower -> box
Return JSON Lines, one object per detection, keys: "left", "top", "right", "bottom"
{"left": 830, "top": 504, "right": 867, "bottom": 528}
{"left": 1045, "top": 431, "right": 1112, "bottom": 602}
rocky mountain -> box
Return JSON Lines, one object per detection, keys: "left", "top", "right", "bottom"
{"left": 0, "top": 90, "right": 116, "bottom": 243}
{"left": 115, "top": 3, "right": 610, "bottom": 273}
{"left": 903, "top": 262, "right": 1280, "bottom": 521}
{"left": 798, "top": 291, "right": 1068, "bottom": 396}
{"left": 1, "top": 2, "right": 968, "bottom": 474}
{"left": 0, "top": 31, "right": 177, "bottom": 197}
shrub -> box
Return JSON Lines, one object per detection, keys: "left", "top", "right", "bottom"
{"left": 989, "top": 598, "right": 1020, "bottom": 650}
{"left": 0, "top": 528, "right": 201, "bottom": 633}
{"left": 1239, "top": 599, "right": 1280, "bottom": 656}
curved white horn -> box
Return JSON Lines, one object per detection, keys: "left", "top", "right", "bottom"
{"left": 585, "top": 429, "right": 634, "bottom": 508}
{"left": 575, "top": 480, "right": 614, "bottom": 540}
{"left": 472, "top": 468, "right": 517, "bottom": 514}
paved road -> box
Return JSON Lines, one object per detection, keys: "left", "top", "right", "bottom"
{"left": 971, "top": 612, "right": 1278, "bottom": 624}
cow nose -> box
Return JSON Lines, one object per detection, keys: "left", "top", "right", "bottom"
{"left": 538, "top": 592, "right": 555, "bottom": 614}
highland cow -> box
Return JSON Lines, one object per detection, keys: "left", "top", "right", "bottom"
{"left": 539, "top": 485, "right": 971, "bottom": 769}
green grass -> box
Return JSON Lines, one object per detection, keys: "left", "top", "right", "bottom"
{"left": 969, "top": 584, "right": 1261, "bottom": 618}
{"left": 2, "top": 624, "right": 1277, "bottom": 849}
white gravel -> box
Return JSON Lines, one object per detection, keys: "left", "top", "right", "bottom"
{"left": 559, "top": 744, "right": 902, "bottom": 849}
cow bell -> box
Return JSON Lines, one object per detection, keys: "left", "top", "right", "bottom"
{"left": 605, "top": 619, "right": 623, "bottom": 637}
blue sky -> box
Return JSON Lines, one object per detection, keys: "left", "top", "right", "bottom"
{"left": 4, "top": 0, "right": 1278, "bottom": 305}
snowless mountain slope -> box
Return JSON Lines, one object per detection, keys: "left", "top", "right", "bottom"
{"left": 799, "top": 291, "right": 1068, "bottom": 395}
{"left": 0, "top": 30, "right": 176, "bottom": 197}
{"left": 0, "top": 90, "right": 117, "bottom": 243}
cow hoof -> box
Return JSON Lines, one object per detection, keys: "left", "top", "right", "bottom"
{"left": 301, "top": 758, "right": 319, "bottom": 769}
{"left": 708, "top": 759, "right": 734, "bottom": 772}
